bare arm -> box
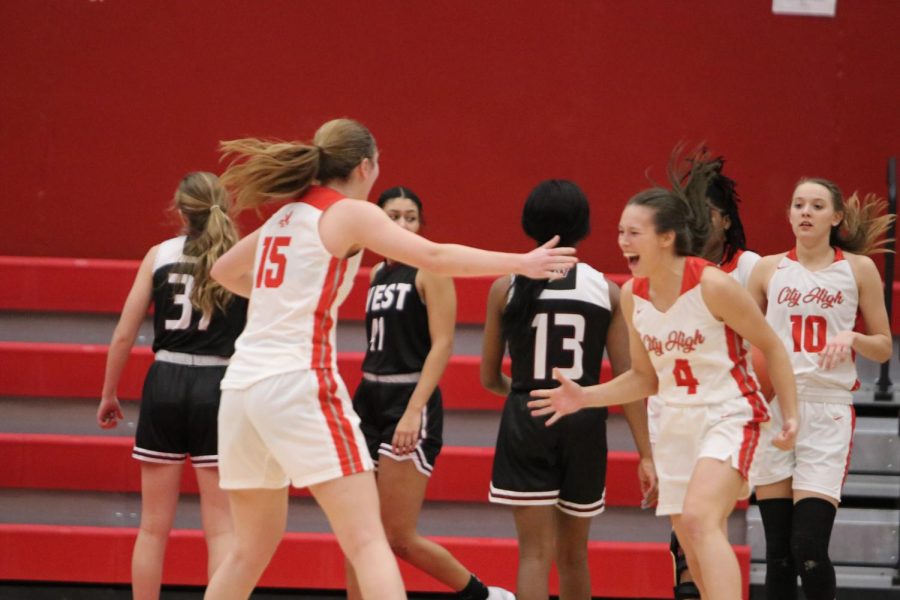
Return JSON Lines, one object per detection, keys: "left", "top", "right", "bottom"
{"left": 607, "top": 281, "right": 652, "bottom": 459}
{"left": 210, "top": 228, "right": 260, "bottom": 298}
{"left": 528, "top": 282, "right": 659, "bottom": 425}
{"left": 820, "top": 254, "right": 893, "bottom": 367}
{"left": 702, "top": 268, "right": 798, "bottom": 450}
{"left": 391, "top": 270, "right": 457, "bottom": 454}
{"left": 480, "top": 276, "right": 512, "bottom": 396}
{"left": 746, "top": 254, "right": 781, "bottom": 312}
{"left": 607, "top": 280, "right": 657, "bottom": 506}
{"left": 319, "top": 200, "right": 576, "bottom": 279}
{"left": 97, "top": 247, "right": 156, "bottom": 428}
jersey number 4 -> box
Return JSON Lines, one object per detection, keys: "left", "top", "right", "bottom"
{"left": 673, "top": 358, "right": 699, "bottom": 395}
{"left": 256, "top": 236, "right": 291, "bottom": 288}
{"left": 531, "top": 313, "right": 585, "bottom": 380}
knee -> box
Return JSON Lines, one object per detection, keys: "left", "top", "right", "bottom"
{"left": 679, "top": 509, "right": 716, "bottom": 545}
{"left": 555, "top": 543, "right": 588, "bottom": 574}
{"left": 384, "top": 529, "right": 416, "bottom": 561}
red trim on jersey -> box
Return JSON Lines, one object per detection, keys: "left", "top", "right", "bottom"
{"left": 786, "top": 247, "right": 844, "bottom": 263}
{"left": 725, "top": 325, "right": 768, "bottom": 478}
{"left": 718, "top": 249, "right": 744, "bottom": 274}
{"left": 680, "top": 257, "right": 714, "bottom": 295}
{"left": 841, "top": 406, "right": 857, "bottom": 489}
{"left": 302, "top": 185, "right": 345, "bottom": 211}
{"left": 632, "top": 277, "right": 650, "bottom": 300}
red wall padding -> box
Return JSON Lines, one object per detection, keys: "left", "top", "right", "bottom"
{"left": 1, "top": 1, "right": 897, "bottom": 279}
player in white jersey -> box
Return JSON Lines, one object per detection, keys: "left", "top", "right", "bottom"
{"left": 97, "top": 172, "right": 244, "bottom": 599}
{"left": 649, "top": 154, "right": 761, "bottom": 599}
{"left": 528, "top": 151, "right": 799, "bottom": 600}
{"left": 747, "top": 178, "right": 893, "bottom": 600}
{"left": 204, "top": 118, "right": 576, "bottom": 600}
{"left": 481, "top": 180, "right": 654, "bottom": 600}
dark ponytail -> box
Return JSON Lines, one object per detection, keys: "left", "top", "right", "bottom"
{"left": 501, "top": 180, "right": 590, "bottom": 338}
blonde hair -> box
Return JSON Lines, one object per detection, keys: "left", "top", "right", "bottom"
{"left": 219, "top": 118, "right": 377, "bottom": 212}
{"left": 797, "top": 177, "right": 895, "bottom": 255}
{"left": 173, "top": 172, "right": 239, "bottom": 315}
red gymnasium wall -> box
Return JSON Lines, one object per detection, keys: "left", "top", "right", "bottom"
{"left": 1, "top": 1, "right": 898, "bottom": 275}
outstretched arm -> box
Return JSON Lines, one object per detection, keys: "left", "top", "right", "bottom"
{"left": 319, "top": 200, "right": 577, "bottom": 279}
{"left": 528, "top": 282, "right": 658, "bottom": 425}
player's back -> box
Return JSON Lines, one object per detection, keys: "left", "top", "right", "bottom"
{"left": 223, "top": 186, "right": 362, "bottom": 389}
{"left": 151, "top": 235, "right": 247, "bottom": 357}
{"left": 507, "top": 263, "right": 612, "bottom": 392}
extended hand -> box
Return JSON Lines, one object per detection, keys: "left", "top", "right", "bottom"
{"left": 521, "top": 235, "right": 578, "bottom": 280}
{"left": 527, "top": 368, "right": 586, "bottom": 426}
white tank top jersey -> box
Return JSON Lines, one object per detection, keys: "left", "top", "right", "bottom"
{"left": 765, "top": 248, "right": 860, "bottom": 402}
{"left": 632, "top": 257, "right": 768, "bottom": 413}
{"left": 221, "top": 186, "right": 362, "bottom": 389}
{"left": 720, "top": 248, "right": 761, "bottom": 288}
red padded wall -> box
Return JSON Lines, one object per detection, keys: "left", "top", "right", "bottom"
{"left": 1, "top": 1, "right": 898, "bottom": 274}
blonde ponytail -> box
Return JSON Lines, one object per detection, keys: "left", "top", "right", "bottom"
{"left": 173, "top": 172, "right": 239, "bottom": 316}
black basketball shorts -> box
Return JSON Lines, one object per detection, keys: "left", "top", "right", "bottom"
{"left": 133, "top": 360, "right": 226, "bottom": 468}
{"left": 352, "top": 378, "right": 444, "bottom": 477}
{"left": 490, "top": 391, "right": 608, "bottom": 517}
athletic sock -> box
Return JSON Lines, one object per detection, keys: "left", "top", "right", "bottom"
{"left": 758, "top": 498, "right": 798, "bottom": 600}
{"left": 791, "top": 497, "right": 837, "bottom": 600}
{"left": 457, "top": 574, "right": 489, "bottom": 600}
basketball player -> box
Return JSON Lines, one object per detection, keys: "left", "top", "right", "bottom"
{"left": 481, "top": 179, "right": 655, "bottom": 600}
{"left": 662, "top": 154, "right": 761, "bottom": 600}
{"left": 348, "top": 185, "right": 513, "bottom": 600}
{"left": 748, "top": 178, "right": 893, "bottom": 600}
{"left": 204, "top": 118, "right": 576, "bottom": 600}
{"left": 97, "top": 172, "right": 247, "bottom": 599}
{"left": 527, "top": 154, "right": 799, "bottom": 600}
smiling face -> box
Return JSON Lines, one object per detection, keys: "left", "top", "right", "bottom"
{"left": 381, "top": 196, "right": 421, "bottom": 233}
{"left": 789, "top": 181, "right": 842, "bottom": 243}
{"left": 618, "top": 204, "right": 674, "bottom": 276}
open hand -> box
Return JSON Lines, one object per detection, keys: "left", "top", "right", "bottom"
{"left": 527, "top": 368, "right": 586, "bottom": 426}
{"left": 520, "top": 235, "right": 578, "bottom": 281}
{"left": 818, "top": 330, "right": 855, "bottom": 371}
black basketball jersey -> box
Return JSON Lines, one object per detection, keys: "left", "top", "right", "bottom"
{"left": 360, "top": 263, "right": 431, "bottom": 375}
{"left": 151, "top": 236, "right": 247, "bottom": 356}
{"left": 507, "top": 263, "right": 612, "bottom": 392}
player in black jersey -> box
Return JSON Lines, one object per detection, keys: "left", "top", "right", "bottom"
{"left": 349, "top": 186, "right": 514, "bottom": 600}
{"left": 97, "top": 172, "right": 247, "bottom": 600}
{"left": 481, "top": 180, "right": 655, "bottom": 600}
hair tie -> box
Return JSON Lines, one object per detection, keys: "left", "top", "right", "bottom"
{"left": 315, "top": 144, "right": 326, "bottom": 155}
{"left": 209, "top": 204, "right": 223, "bottom": 213}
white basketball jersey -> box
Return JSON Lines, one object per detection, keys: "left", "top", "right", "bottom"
{"left": 720, "top": 249, "right": 761, "bottom": 288}
{"left": 222, "top": 186, "right": 362, "bottom": 389}
{"left": 632, "top": 257, "right": 768, "bottom": 413}
{"left": 765, "top": 248, "right": 859, "bottom": 401}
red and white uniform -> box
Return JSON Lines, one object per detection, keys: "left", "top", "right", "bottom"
{"left": 633, "top": 257, "right": 769, "bottom": 515}
{"left": 647, "top": 249, "right": 761, "bottom": 444}
{"left": 752, "top": 248, "right": 858, "bottom": 500}
{"left": 218, "top": 186, "right": 372, "bottom": 490}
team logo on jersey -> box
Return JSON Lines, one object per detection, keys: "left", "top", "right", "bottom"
{"left": 278, "top": 210, "right": 294, "bottom": 227}
{"left": 642, "top": 329, "right": 705, "bottom": 356}
{"left": 776, "top": 286, "right": 844, "bottom": 309}
{"left": 366, "top": 282, "right": 414, "bottom": 312}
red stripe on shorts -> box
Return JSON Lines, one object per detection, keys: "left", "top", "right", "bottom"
{"left": 841, "top": 405, "right": 857, "bottom": 489}
{"left": 311, "top": 256, "right": 363, "bottom": 476}
{"left": 725, "top": 325, "right": 766, "bottom": 478}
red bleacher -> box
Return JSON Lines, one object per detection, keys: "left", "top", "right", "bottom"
{"left": 0, "top": 256, "right": 757, "bottom": 599}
